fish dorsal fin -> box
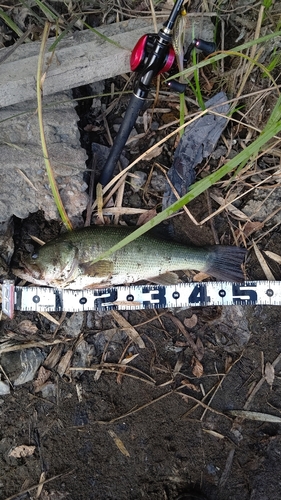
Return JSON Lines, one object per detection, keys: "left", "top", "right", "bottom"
{"left": 147, "top": 271, "right": 179, "bottom": 285}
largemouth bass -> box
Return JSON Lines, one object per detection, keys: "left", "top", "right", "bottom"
{"left": 15, "top": 226, "right": 246, "bottom": 289}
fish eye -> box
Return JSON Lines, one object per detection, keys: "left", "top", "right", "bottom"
{"left": 32, "top": 253, "right": 38, "bottom": 260}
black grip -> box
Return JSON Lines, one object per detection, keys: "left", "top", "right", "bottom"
{"left": 99, "top": 93, "right": 145, "bottom": 187}
{"left": 194, "top": 39, "right": 216, "bottom": 56}
{"left": 167, "top": 79, "right": 187, "bottom": 93}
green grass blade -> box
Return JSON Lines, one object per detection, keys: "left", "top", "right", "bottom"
{"left": 91, "top": 94, "right": 281, "bottom": 263}
{"left": 33, "top": 0, "right": 57, "bottom": 21}
{"left": 48, "top": 17, "right": 81, "bottom": 52}
{"left": 166, "top": 30, "right": 281, "bottom": 82}
{"left": 37, "top": 22, "right": 73, "bottom": 231}
{"left": 0, "top": 8, "right": 24, "bottom": 37}
{"left": 83, "top": 22, "right": 126, "bottom": 50}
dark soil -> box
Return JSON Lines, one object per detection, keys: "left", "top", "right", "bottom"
{"left": 1, "top": 304, "right": 281, "bottom": 500}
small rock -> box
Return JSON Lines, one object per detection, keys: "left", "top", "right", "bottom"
{"left": 243, "top": 187, "right": 281, "bottom": 224}
{"left": 206, "top": 306, "right": 250, "bottom": 353}
{"left": 60, "top": 312, "right": 84, "bottom": 338}
{"left": 41, "top": 382, "right": 57, "bottom": 399}
{"left": 113, "top": 123, "right": 138, "bottom": 141}
{"left": 89, "top": 81, "right": 105, "bottom": 111}
{"left": 211, "top": 145, "right": 227, "bottom": 160}
{"left": 0, "top": 348, "right": 45, "bottom": 386}
{"left": 0, "top": 380, "right": 10, "bottom": 395}
{"left": 72, "top": 339, "right": 95, "bottom": 374}
{"left": 150, "top": 171, "right": 167, "bottom": 193}
{"left": 128, "top": 171, "right": 147, "bottom": 192}
{"left": 129, "top": 193, "right": 142, "bottom": 208}
{"left": 0, "top": 218, "right": 14, "bottom": 266}
{"left": 0, "top": 93, "right": 87, "bottom": 222}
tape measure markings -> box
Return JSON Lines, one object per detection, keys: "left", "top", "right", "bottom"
{"left": 2, "top": 280, "right": 281, "bottom": 319}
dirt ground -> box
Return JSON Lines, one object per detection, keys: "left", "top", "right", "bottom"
{"left": 1, "top": 303, "right": 281, "bottom": 500}
{"left": 1, "top": 0, "right": 281, "bottom": 499}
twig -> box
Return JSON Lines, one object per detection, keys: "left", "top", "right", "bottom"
{"left": 93, "top": 383, "right": 231, "bottom": 425}
{"left": 0, "top": 26, "right": 33, "bottom": 64}
{"left": 219, "top": 448, "right": 235, "bottom": 489}
{"left": 70, "top": 363, "right": 155, "bottom": 384}
{"left": 243, "top": 352, "right": 281, "bottom": 410}
{"left": 200, "top": 353, "right": 245, "bottom": 421}
{"left": 4, "top": 470, "right": 74, "bottom": 500}
{"left": 94, "top": 388, "right": 179, "bottom": 425}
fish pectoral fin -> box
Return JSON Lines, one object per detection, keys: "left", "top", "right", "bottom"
{"left": 147, "top": 271, "right": 180, "bottom": 285}
{"left": 80, "top": 260, "right": 114, "bottom": 278}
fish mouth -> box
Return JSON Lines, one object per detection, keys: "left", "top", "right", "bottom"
{"left": 11, "top": 252, "right": 46, "bottom": 284}
{"left": 12, "top": 267, "right": 48, "bottom": 286}
{"left": 21, "top": 258, "right": 43, "bottom": 280}
{"left": 12, "top": 253, "right": 80, "bottom": 288}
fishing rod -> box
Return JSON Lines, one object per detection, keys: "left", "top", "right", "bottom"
{"left": 99, "top": 0, "right": 216, "bottom": 188}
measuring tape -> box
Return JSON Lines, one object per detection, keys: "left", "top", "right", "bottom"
{"left": 2, "top": 280, "right": 281, "bottom": 319}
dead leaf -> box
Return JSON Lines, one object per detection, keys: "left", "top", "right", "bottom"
{"left": 44, "top": 343, "right": 64, "bottom": 369}
{"left": 195, "top": 337, "right": 204, "bottom": 361}
{"left": 211, "top": 193, "right": 249, "bottom": 220}
{"left": 264, "top": 361, "right": 275, "bottom": 388}
{"left": 228, "top": 410, "right": 281, "bottom": 423}
{"left": 57, "top": 350, "right": 73, "bottom": 377}
{"left": 39, "top": 311, "right": 60, "bottom": 325}
{"left": 9, "top": 444, "right": 36, "bottom": 458}
{"left": 121, "top": 354, "right": 139, "bottom": 365}
{"left": 18, "top": 320, "right": 38, "bottom": 335}
{"left": 180, "top": 393, "right": 190, "bottom": 404}
{"left": 111, "top": 310, "right": 145, "bottom": 349}
{"left": 225, "top": 355, "right": 233, "bottom": 372}
{"left": 116, "top": 365, "right": 127, "bottom": 385}
{"left": 108, "top": 430, "right": 130, "bottom": 457}
{"left": 184, "top": 314, "right": 198, "bottom": 329}
{"left": 33, "top": 366, "right": 51, "bottom": 393}
{"left": 173, "top": 356, "right": 184, "bottom": 376}
{"left": 142, "top": 109, "right": 149, "bottom": 132}
{"left": 168, "top": 314, "right": 197, "bottom": 351}
{"left": 36, "top": 471, "right": 46, "bottom": 499}
{"left": 192, "top": 356, "right": 204, "bottom": 378}
{"left": 116, "top": 354, "right": 140, "bottom": 384}
{"left": 76, "top": 383, "right": 83, "bottom": 403}
{"left": 264, "top": 250, "right": 281, "bottom": 264}
{"left": 143, "top": 145, "right": 163, "bottom": 161}
{"left": 175, "top": 341, "right": 188, "bottom": 347}
{"left": 203, "top": 429, "right": 225, "bottom": 439}
{"left": 137, "top": 208, "right": 157, "bottom": 226}
{"left": 181, "top": 380, "right": 200, "bottom": 392}
{"left": 241, "top": 221, "right": 264, "bottom": 238}
{"left": 40, "top": 491, "right": 70, "bottom": 499}
{"left": 253, "top": 240, "right": 275, "bottom": 280}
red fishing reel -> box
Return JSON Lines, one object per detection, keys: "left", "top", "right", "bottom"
{"left": 130, "top": 34, "right": 175, "bottom": 75}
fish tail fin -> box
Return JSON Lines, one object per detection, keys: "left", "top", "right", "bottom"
{"left": 204, "top": 246, "right": 247, "bottom": 282}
